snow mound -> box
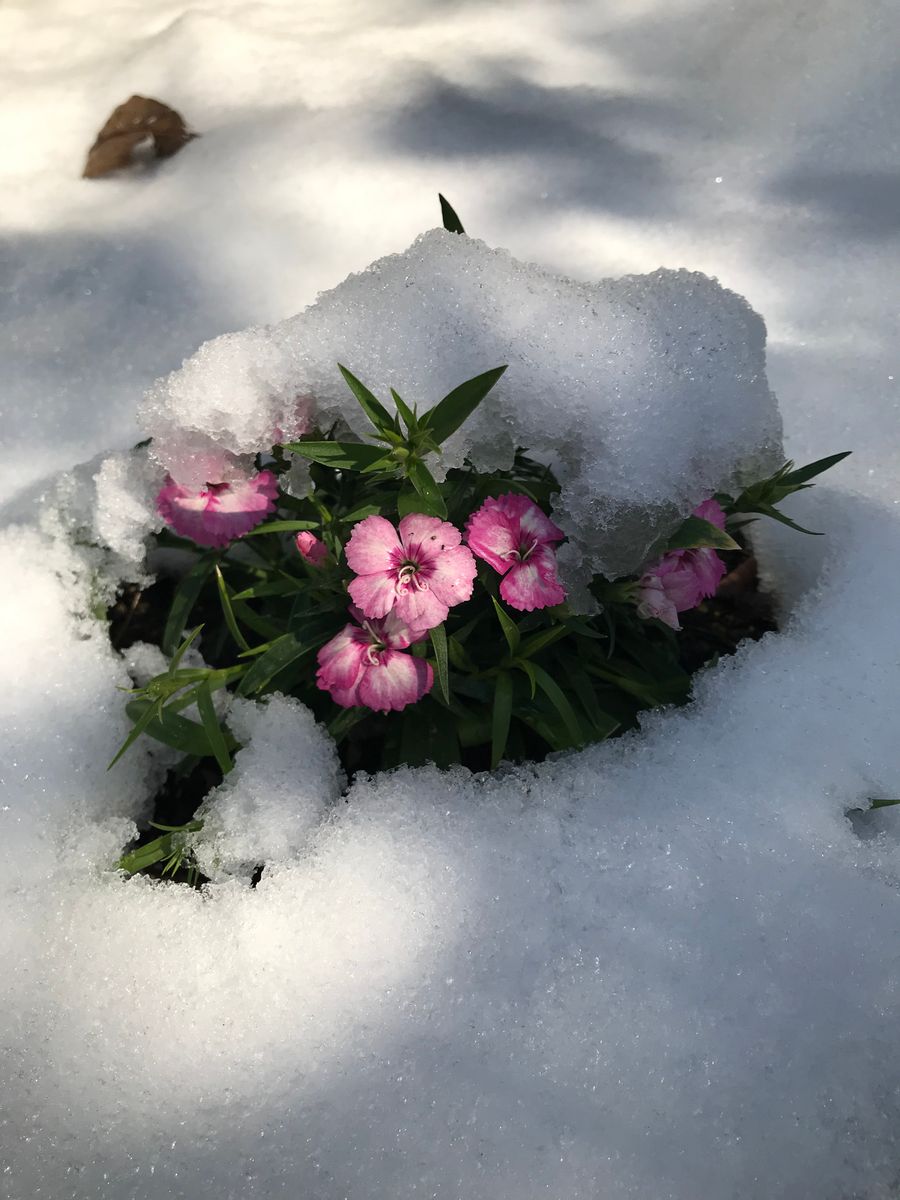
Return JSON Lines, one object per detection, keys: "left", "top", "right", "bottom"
{"left": 141, "top": 230, "right": 783, "bottom": 584}
{"left": 3, "top": 484, "right": 900, "bottom": 1199}
{"left": 193, "top": 695, "right": 344, "bottom": 882}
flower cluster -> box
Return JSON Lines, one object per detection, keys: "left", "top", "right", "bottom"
{"left": 118, "top": 358, "right": 848, "bottom": 800}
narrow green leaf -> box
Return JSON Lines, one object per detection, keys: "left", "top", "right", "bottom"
{"left": 231, "top": 580, "right": 301, "bottom": 601}
{"left": 107, "top": 697, "right": 164, "bottom": 770}
{"left": 407, "top": 459, "right": 447, "bottom": 518}
{"left": 168, "top": 625, "right": 204, "bottom": 675}
{"left": 119, "top": 832, "right": 177, "bottom": 874}
{"left": 666, "top": 515, "right": 740, "bottom": 553}
{"left": 337, "top": 364, "right": 396, "bottom": 433}
{"left": 327, "top": 706, "right": 367, "bottom": 744}
{"left": 780, "top": 450, "right": 851, "bottom": 486}
{"left": 390, "top": 388, "right": 418, "bottom": 436}
{"left": 491, "top": 671, "right": 514, "bottom": 770}
{"left": 236, "top": 632, "right": 314, "bottom": 696}
{"left": 162, "top": 555, "right": 216, "bottom": 656}
{"left": 341, "top": 502, "right": 383, "bottom": 523}
{"left": 282, "top": 440, "right": 391, "bottom": 472}
{"left": 240, "top": 519, "right": 318, "bottom": 537}
{"left": 421, "top": 365, "right": 507, "bottom": 446}
{"left": 438, "top": 193, "right": 465, "bottom": 234}
{"left": 518, "top": 623, "right": 571, "bottom": 660}
{"left": 430, "top": 624, "right": 451, "bottom": 705}
{"left": 447, "top": 635, "right": 477, "bottom": 673}
{"left": 214, "top": 566, "right": 251, "bottom": 652}
{"left": 125, "top": 699, "right": 231, "bottom": 758}
{"left": 871, "top": 798, "right": 900, "bottom": 810}
{"left": 516, "top": 657, "right": 538, "bottom": 700}
{"left": 753, "top": 502, "right": 823, "bottom": 536}
{"left": 491, "top": 596, "right": 520, "bottom": 655}
{"left": 528, "top": 663, "right": 584, "bottom": 748}
{"left": 196, "top": 681, "right": 233, "bottom": 775}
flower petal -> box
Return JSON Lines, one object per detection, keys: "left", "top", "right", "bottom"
{"left": 394, "top": 586, "right": 448, "bottom": 633}
{"left": 345, "top": 515, "right": 402, "bottom": 575}
{"left": 693, "top": 497, "right": 727, "bottom": 531}
{"left": 156, "top": 471, "right": 277, "bottom": 548}
{"left": 465, "top": 500, "right": 517, "bottom": 573}
{"left": 316, "top": 626, "right": 368, "bottom": 690}
{"left": 493, "top": 492, "right": 565, "bottom": 545}
{"left": 357, "top": 650, "right": 433, "bottom": 712}
{"left": 499, "top": 544, "right": 566, "bottom": 611}
{"left": 348, "top": 571, "right": 398, "bottom": 619}
{"left": 398, "top": 513, "right": 461, "bottom": 562}
{"left": 636, "top": 576, "right": 681, "bottom": 630}
{"left": 684, "top": 546, "right": 726, "bottom": 601}
{"left": 425, "top": 544, "right": 478, "bottom": 607}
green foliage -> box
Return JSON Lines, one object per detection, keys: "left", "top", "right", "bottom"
{"left": 438, "top": 193, "right": 465, "bottom": 234}
{"left": 720, "top": 451, "right": 851, "bottom": 534}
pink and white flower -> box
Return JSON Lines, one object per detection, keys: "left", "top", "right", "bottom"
{"left": 316, "top": 607, "right": 433, "bottom": 712}
{"left": 465, "top": 493, "right": 567, "bottom": 611}
{"left": 345, "top": 513, "right": 477, "bottom": 633}
{"left": 295, "top": 530, "right": 329, "bottom": 566}
{"left": 156, "top": 470, "right": 278, "bottom": 548}
{"left": 636, "top": 498, "right": 728, "bottom": 631}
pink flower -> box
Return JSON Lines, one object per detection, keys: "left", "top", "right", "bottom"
{"left": 316, "top": 607, "right": 433, "bottom": 712}
{"left": 156, "top": 470, "right": 278, "bottom": 548}
{"left": 295, "top": 530, "right": 329, "bottom": 566}
{"left": 465, "top": 493, "right": 566, "bottom": 611}
{"left": 345, "top": 513, "right": 477, "bottom": 633}
{"left": 636, "top": 498, "right": 728, "bottom": 631}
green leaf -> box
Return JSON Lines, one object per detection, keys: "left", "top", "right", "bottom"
{"left": 780, "top": 450, "right": 851, "bottom": 486}
{"left": 341, "top": 502, "right": 383, "bottom": 523}
{"left": 752, "top": 502, "right": 823, "bottom": 536}
{"left": 517, "top": 623, "right": 571, "bottom": 660}
{"left": 390, "top": 388, "right": 418, "bottom": 436}
{"left": 107, "top": 696, "right": 165, "bottom": 770}
{"left": 429, "top": 624, "right": 451, "bottom": 705}
{"left": 168, "top": 625, "right": 204, "bottom": 674}
{"left": 516, "top": 657, "right": 538, "bottom": 699}
{"left": 438, "top": 193, "right": 465, "bottom": 234}
{"left": 407, "top": 459, "right": 447, "bottom": 518}
{"left": 162, "top": 555, "right": 216, "bottom": 656}
{"left": 491, "top": 596, "right": 520, "bottom": 655}
{"left": 527, "top": 662, "right": 584, "bottom": 748}
{"left": 666, "top": 516, "right": 740, "bottom": 553}
{"left": 491, "top": 671, "right": 514, "bottom": 770}
{"left": 870, "top": 798, "right": 900, "bottom": 810}
{"left": 327, "top": 706, "right": 367, "bottom": 744}
{"left": 196, "top": 681, "right": 233, "bottom": 775}
{"left": 124, "top": 699, "right": 232, "bottom": 758}
{"left": 236, "top": 632, "right": 315, "bottom": 696}
{"left": 337, "top": 363, "right": 396, "bottom": 433}
{"left": 397, "top": 486, "right": 424, "bottom": 518}
{"left": 447, "top": 635, "right": 477, "bottom": 673}
{"left": 240, "top": 519, "right": 318, "bottom": 537}
{"left": 421, "top": 366, "right": 507, "bottom": 446}
{"left": 283, "top": 440, "right": 392, "bottom": 472}
{"left": 231, "top": 580, "right": 302, "bottom": 601}
{"left": 214, "top": 566, "right": 251, "bottom": 652}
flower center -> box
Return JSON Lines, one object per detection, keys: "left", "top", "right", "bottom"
{"left": 396, "top": 560, "right": 429, "bottom": 594}
{"left": 505, "top": 537, "right": 539, "bottom": 563}
{"left": 362, "top": 621, "right": 386, "bottom": 665}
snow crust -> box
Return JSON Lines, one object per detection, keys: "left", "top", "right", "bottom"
{"left": 3, "top": 0, "right": 900, "bottom": 1196}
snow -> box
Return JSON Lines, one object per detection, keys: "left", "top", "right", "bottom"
{"left": 142, "top": 231, "right": 782, "bottom": 585}
{"left": 2, "top": 1, "right": 900, "bottom": 1197}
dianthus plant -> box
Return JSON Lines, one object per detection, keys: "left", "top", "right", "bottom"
{"left": 114, "top": 363, "right": 849, "bottom": 830}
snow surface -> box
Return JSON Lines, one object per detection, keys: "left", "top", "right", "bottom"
{"left": 2, "top": 1, "right": 900, "bottom": 1197}
{"left": 142, "top": 229, "right": 783, "bottom": 586}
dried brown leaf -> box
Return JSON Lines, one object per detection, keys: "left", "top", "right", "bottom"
{"left": 83, "top": 95, "right": 197, "bottom": 179}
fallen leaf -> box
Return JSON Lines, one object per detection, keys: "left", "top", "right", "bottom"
{"left": 83, "top": 95, "right": 197, "bottom": 179}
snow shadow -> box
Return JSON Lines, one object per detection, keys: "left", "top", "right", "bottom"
{"left": 0, "top": 230, "right": 246, "bottom": 502}
{"left": 381, "top": 75, "right": 686, "bottom": 217}
{"left": 772, "top": 166, "right": 900, "bottom": 239}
